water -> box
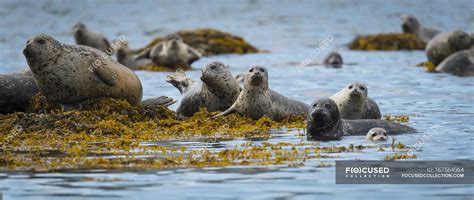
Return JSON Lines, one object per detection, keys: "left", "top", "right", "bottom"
{"left": 0, "top": 0, "right": 473, "bottom": 199}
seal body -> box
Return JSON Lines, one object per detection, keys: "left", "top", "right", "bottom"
{"left": 23, "top": 34, "right": 143, "bottom": 106}
{"left": 166, "top": 62, "right": 241, "bottom": 117}
{"left": 329, "top": 82, "right": 381, "bottom": 119}
{"left": 138, "top": 35, "right": 201, "bottom": 69}
{"left": 400, "top": 14, "right": 440, "bottom": 44}
{"left": 217, "top": 66, "right": 309, "bottom": 121}
{"left": 116, "top": 41, "right": 153, "bottom": 70}
{"left": 0, "top": 71, "right": 39, "bottom": 114}
{"left": 366, "top": 127, "right": 388, "bottom": 141}
{"left": 73, "top": 22, "right": 112, "bottom": 53}
{"left": 323, "top": 51, "right": 343, "bottom": 68}
{"left": 426, "top": 31, "right": 474, "bottom": 65}
{"left": 436, "top": 49, "right": 474, "bottom": 77}
{"left": 306, "top": 98, "right": 415, "bottom": 141}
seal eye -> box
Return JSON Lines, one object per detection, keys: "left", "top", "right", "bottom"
{"left": 260, "top": 68, "right": 265, "bottom": 72}
{"left": 348, "top": 85, "right": 353, "bottom": 89}
{"left": 249, "top": 68, "right": 254, "bottom": 72}
{"left": 210, "top": 65, "right": 217, "bottom": 70}
{"left": 371, "top": 133, "right": 377, "bottom": 137}
{"left": 325, "top": 104, "right": 332, "bottom": 109}
{"left": 37, "top": 39, "right": 46, "bottom": 45}
{"left": 360, "top": 86, "right": 365, "bottom": 91}
{"left": 312, "top": 103, "right": 318, "bottom": 107}
{"left": 383, "top": 132, "right": 387, "bottom": 136}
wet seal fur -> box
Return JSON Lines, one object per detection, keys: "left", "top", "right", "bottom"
{"left": 329, "top": 82, "right": 381, "bottom": 119}
{"left": 323, "top": 51, "right": 343, "bottom": 68}
{"left": 366, "top": 127, "right": 388, "bottom": 141}
{"left": 436, "top": 48, "right": 474, "bottom": 77}
{"left": 137, "top": 35, "right": 201, "bottom": 69}
{"left": 426, "top": 31, "right": 474, "bottom": 66}
{"left": 73, "top": 22, "right": 112, "bottom": 53}
{"left": 0, "top": 71, "right": 39, "bottom": 114}
{"left": 23, "top": 34, "right": 143, "bottom": 106}
{"left": 400, "top": 14, "right": 440, "bottom": 44}
{"left": 306, "top": 98, "right": 416, "bottom": 141}
{"left": 216, "top": 66, "right": 310, "bottom": 121}
{"left": 166, "top": 61, "right": 241, "bottom": 117}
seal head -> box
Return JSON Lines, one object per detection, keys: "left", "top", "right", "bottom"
{"left": 400, "top": 15, "right": 420, "bottom": 34}
{"left": 323, "top": 51, "right": 343, "bottom": 67}
{"left": 23, "top": 35, "right": 62, "bottom": 73}
{"left": 307, "top": 98, "right": 342, "bottom": 140}
{"left": 366, "top": 127, "right": 388, "bottom": 141}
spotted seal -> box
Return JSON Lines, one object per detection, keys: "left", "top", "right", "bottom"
{"left": 306, "top": 98, "right": 416, "bottom": 141}
{"left": 400, "top": 14, "right": 440, "bottom": 44}
{"left": 436, "top": 48, "right": 474, "bottom": 77}
{"left": 166, "top": 61, "right": 241, "bottom": 117}
{"left": 216, "top": 66, "right": 310, "bottom": 120}
{"left": 23, "top": 34, "right": 143, "bottom": 106}
{"left": 329, "top": 82, "right": 381, "bottom": 119}
{"left": 366, "top": 127, "right": 388, "bottom": 141}
{"left": 72, "top": 22, "right": 112, "bottom": 54}
{"left": 323, "top": 51, "right": 343, "bottom": 68}
{"left": 426, "top": 31, "right": 474, "bottom": 65}
{"left": 0, "top": 70, "right": 39, "bottom": 114}
{"left": 137, "top": 35, "right": 201, "bottom": 69}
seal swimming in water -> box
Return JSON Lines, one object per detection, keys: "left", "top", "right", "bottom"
{"left": 0, "top": 70, "right": 39, "bottom": 114}
{"left": 400, "top": 14, "right": 440, "bottom": 44}
{"left": 137, "top": 35, "right": 201, "bottom": 69}
{"left": 425, "top": 31, "right": 474, "bottom": 66}
{"left": 166, "top": 61, "right": 241, "bottom": 117}
{"left": 366, "top": 127, "right": 388, "bottom": 141}
{"left": 436, "top": 48, "right": 474, "bottom": 77}
{"left": 329, "top": 82, "right": 381, "bottom": 119}
{"left": 306, "top": 98, "right": 416, "bottom": 141}
{"left": 216, "top": 66, "right": 310, "bottom": 121}
{"left": 73, "top": 22, "right": 112, "bottom": 54}
{"left": 323, "top": 51, "right": 343, "bottom": 68}
{"left": 23, "top": 34, "right": 143, "bottom": 106}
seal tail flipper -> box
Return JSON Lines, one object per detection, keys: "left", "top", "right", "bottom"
{"left": 214, "top": 105, "right": 236, "bottom": 118}
{"left": 141, "top": 96, "right": 177, "bottom": 107}
{"left": 165, "top": 69, "right": 195, "bottom": 94}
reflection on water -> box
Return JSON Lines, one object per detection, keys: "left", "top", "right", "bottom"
{"left": 0, "top": 0, "right": 473, "bottom": 199}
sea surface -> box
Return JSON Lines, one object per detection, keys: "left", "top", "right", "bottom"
{"left": 0, "top": 0, "right": 473, "bottom": 199}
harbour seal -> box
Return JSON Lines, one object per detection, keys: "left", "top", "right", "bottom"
{"left": 436, "top": 49, "right": 474, "bottom": 77}
{"left": 0, "top": 71, "right": 39, "bottom": 114}
{"left": 73, "top": 22, "right": 112, "bottom": 54}
{"left": 166, "top": 61, "right": 241, "bottom": 117}
{"left": 426, "top": 31, "right": 474, "bottom": 66}
{"left": 216, "top": 66, "right": 310, "bottom": 120}
{"left": 116, "top": 40, "right": 153, "bottom": 70}
{"left": 137, "top": 35, "right": 201, "bottom": 69}
{"left": 323, "top": 51, "right": 343, "bottom": 68}
{"left": 306, "top": 98, "right": 416, "bottom": 141}
{"left": 366, "top": 127, "right": 388, "bottom": 141}
{"left": 400, "top": 14, "right": 440, "bottom": 44}
{"left": 23, "top": 34, "right": 143, "bottom": 106}
{"left": 329, "top": 82, "right": 381, "bottom": 119}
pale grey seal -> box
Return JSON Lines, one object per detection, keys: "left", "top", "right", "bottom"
{"left": 23, "top": 34, "right": 143, "bottom": 106}
{"left": 307, "top": 98, "right": 416, "bottom": 141}
{"left": 216, "top": 66, "right": 310, "bottom": 121}
{"left": 73, "top": 22, "right": 112, "bottom": 54}
{"left": 329, "top": 82, "right": 381, "bottom": 119}
{"left": 426, "top": 31, "right": 474, "bottom": 66}
{"left": 166, "top": 61, "right": 241, "bottom": 117}
{"left": 400, "top": 14, "right": 440, "bottom": 44}
{"left": 366, "top": 127, "right": 388, "bottom": 141}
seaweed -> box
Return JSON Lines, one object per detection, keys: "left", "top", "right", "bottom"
{"left": 349, "top": 33, "right": 425, "bottom": 51}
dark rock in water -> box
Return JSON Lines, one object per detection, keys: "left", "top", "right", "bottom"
{"left": 349, "top": 33, "right": 425, "bottom": 51}
{"left": 0, "top": 71, "right": 39, "bottom": 114}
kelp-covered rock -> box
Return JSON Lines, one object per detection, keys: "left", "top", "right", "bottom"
{"left": 349, "top": 33, "right": 425, "bottom": 51}
{"left": 138, "top": 28, "right": 259, "bottom": 56}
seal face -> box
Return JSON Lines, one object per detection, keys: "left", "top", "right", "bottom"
{"left": 323, "top": 51, "right": 343, "bottom": 68}
{"left": 436, "top": 49, "right": 474, "bottom": 77}
{"left": 306, "top": 98, "right": 416, "bottom": 141}
{"left": 146, "top": 35, "right": 201, "bottom": 69}
{"left": 166, "top": 61, "right": 240, "bottom": 117}
{"left": 73, "top": 22, "right": 112, "bottom": 53}
{"left": 23, "top": 34, "right": 143, "bottom": 106}
{"left": 330, "top": 82, "right": 381, "bottom": 119}
{"left": 400, "top": 14, "right": 440, "bottom": 44}
{"left": 366, "top": 127, "right": 388, "bottom": 141}
{"left": 216, "top": 66, "right": 310, "bottom": 121}
{"left": 426, "top": 31, "right": 474, "bottom": 66}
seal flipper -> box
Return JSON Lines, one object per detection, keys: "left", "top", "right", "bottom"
{"left": 363, "top": 98, "right": 382, "bottom": 119}
{"left": 93, "top": 62, "right": 118, "bottom": 86}
{"left": 141, "top": 96, "right": 177, "bottom": 107}
{"left": 165, "top": 69, "right": 195, "bottom": 94}
{"left": 215, "top": 105, "right": 236, "bottom": 117}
